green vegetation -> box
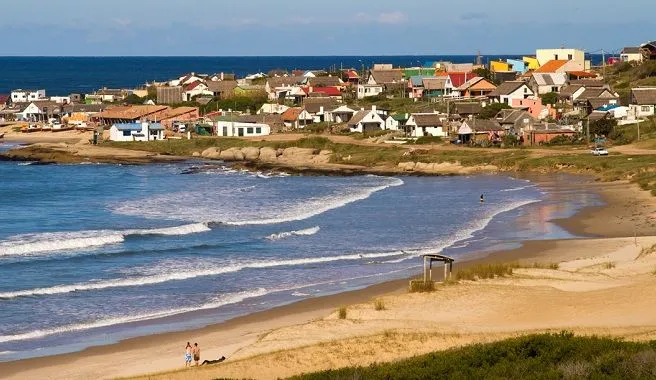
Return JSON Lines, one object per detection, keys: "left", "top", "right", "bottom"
{"left": 454, "top": 263, "right": 518, "bottom": 281}
{"left": 478, "top": 103, "right": 511, "bottom": 119}
{"left": 589, "top": 119, "right": 617, "bottom": 137}
{"left": 540, "top": 92, "right": 559, "bottom": 106}
{"left": 287, "top": 333, "right": 656, "bottom": 380}
{"left": 408, "top": 280, "right": 436, "bottom": 293}
{"left": 530, "top": 262, "right": 560, "bottom": 270}
{"left": 639, "top": 244, "right": 656, "bottom": 259}
{"left": 546, "top": 134, "right": 584, "bottom": 146}
{"left": 338, "top": 306, "right": 347, "bottom": 320}
{"left": 610, "top": 118, "right": 656, "bottom": 145}
{"left": 413, "top": 136, "right": 443, "bottom": 145}
{"left": 373, "top": 299, "right": 386, "bottom": 311}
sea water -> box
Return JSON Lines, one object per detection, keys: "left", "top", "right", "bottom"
{"left": 0, "top": 158, "right": 600, "bottom": 361}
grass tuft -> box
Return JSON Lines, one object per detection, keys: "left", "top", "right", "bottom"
{"left": 337, "top": 306, "right": 347, "bottom": 320}
{"left": 373, "top": 299, "right": 386, "bottom": 311}
{"left": 639, "top": 244, "right": 656, "bottom": 259}
{"left": 408, "top": 280, "right": 436, "bottom": 293}
{"left": 530, "top": 262, "right": 560, "bottom": 270}
{"left": 455, "top": 263, "right": 519, "bottom": 281}
{"left": 602, "top": 262, "right": 616, "bottom": 270}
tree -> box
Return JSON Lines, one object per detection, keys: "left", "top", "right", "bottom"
{"left": 473, "top": 67, "right": 493, "bottom": 82}
{"left": 589, "top": 118, "right": 616, "bottom": 137}
{"left": 478, "top": 103, "right": 511, "bottom": 119}
{"left": 123, "top": 94, "right": 145, "bottom": 105}
{"left": 540, "top": 92, "right": 559, "bottom": 106}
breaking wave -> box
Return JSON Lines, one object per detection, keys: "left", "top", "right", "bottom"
{"left": 0, "top": 223, "right": 210, "bottom": 257}
{"left": 266, "top": 226, "right": 320, "bottom": 241}
{"left": 0, "top": 251, "right": 406, "bottom": 299}
{"left": 0, "top": 288, "right": 269, "bottom": 344}
{"left": 500, "top": 184, "right": 538, "bottom": 192}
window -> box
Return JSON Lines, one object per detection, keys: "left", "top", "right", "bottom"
{"left": 568, "top": 54, "right": 573, "bottom": 60}
{"left": 122, "top": 130, "right": 131, "bottom": 137}
{"left": 551, "top": 86, "right": 559, "bottom": 93}
{"left": 642, "top": 106, "right": 652, "bottom": 112}
{"left": 255, "top": 127, "right": 262, "bottom": 134}
{"left": 247, "top": 127, "right": 253, "bottom": 134}
{"left": 524, "top": 87, "right": 528, "bottom": 93}
{"left": 222, "top": 127, "right": 228, "bottom": 136}
{"left": 150, "top": 130, "right": 158, "bottom": 135}
{"left": 554, "top": 54, "right": 558, "bottom": 60}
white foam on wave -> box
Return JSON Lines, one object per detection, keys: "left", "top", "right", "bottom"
{"left": 500, "top": 184, "right": 537, "bottom": 192}
{"left": 0, "top": 288, "right": 269, "bottom": 344}
{"left": 384, "top": 199, "right": 541, "bottom": 263}
{"left": 266, "top": 226, "right": 320, "bottom": 241}
{"left": 0, "top": 250, "right": 406, "bottom": 299}
{"left": 0, "top": 223, "right": 210, "bottom": 257}
{"left": 226, "top": 177, "right": 404, "bottom": 226}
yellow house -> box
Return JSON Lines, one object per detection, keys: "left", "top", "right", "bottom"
{"left": 490, "top": 61, "right": 511, "bottom": 72}
{"left": 131, "top": 89, "right": 149, "bottom": 98}
{"left": 523, "top": 57, "right": 540, "bottom": 70}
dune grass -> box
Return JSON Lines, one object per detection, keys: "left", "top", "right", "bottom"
{"left": 373, "top": 299, "right": 386, "bottom": 311}
{"left": 408, "top": 280, "right": 436, "bottom": 293}
{"left": 337, "top": 306, "right": 347, "bottom": 320}
{"left": 602, "top": 262, "right": 616, "bottom": 270}
{"left": 287, "top": 333, "right": 656, "bottom": 380}
{"left": 529, "top": 262, "right": 560, "bottom": 270}
{"left": 454, "top": 263, "right": 519, "bottom": 281}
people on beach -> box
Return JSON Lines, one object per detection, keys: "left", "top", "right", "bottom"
{"left": 184, "top": 342, "right": 192, "bottom": 367}
{"left": 193, "top": 342, "right": 201, "bottom": 366}
{"left": 480, "top": 194, "right": 485, "bottom": 203}
{"left": 201, "top": 356, "right": 226, "bottom": 365}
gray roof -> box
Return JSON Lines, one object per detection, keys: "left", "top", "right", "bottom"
{"left": 453, "top": 102, "right": 482, "bottom": 115}
{"left": 622, "top": 47, "right": 641, "bottom": 54}
{"left": 559, "top": 84, "right": 583, "bottom": 98}
{"left": 411, "top": 113, "right": 444, "bottom": 127}
{"left": 467, "top": 119, "right": 503, "bottom": 131}
{"left": 267, "top": 76, "right": 304, "bottom": 88}
{"left": 423, "top": 77, "right": 449, "bottom": 90}
{"left": 206, "top": 80, "right": 238, "bottom": 93}
{"left": 531, "top": 73, "right": 567, "bottom": 86}
{"left": 348, "top": 110, "right": 378, "bottom": 126}
{"left": 488, "top": 81, "right": 527, "bottom": 96}
{"left": 577, "top": 88, "right": 615, "bottom": 101}
{"left": 302, "top": 97, "right": 338, "bottom": 113}
{"left": 304, "top": 76, "right": 342, "bottom": 87}
{"left": 496, "top": 109, "right": 534, "bottom": 124}
{"left": 62, "top": 103, "right": 109, "bottom": 113}
{"left": 369, "top": 70, "right": 403, "bottom": 84}
{"left": 631, "top": 88, "right": 656, "bottom": 105}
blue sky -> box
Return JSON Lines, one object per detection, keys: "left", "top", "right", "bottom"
{"left": 2, "top": 0, "right": 654, "bottom": 56}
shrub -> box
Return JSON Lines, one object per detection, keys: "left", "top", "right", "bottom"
{"left": 540, "top": 92, "right": 559, "bottom": 106}
{"left": 373, "top": 299, "right": 386, "bottom": 311}
{"left": 531, "top": 262, "right": 560, "bottom": 270}
{"left": 338, "top": 306, "right": 347, "bottom": 319}
{"left": 455, "top": 263, "right": 518, "bottom": 281}
{"left": 602, "top": 262, "right": 616, "bottom": 270}
{"left": 479, "top": 103, "right": 511, "bottom": 119}
{"left": 408, "top": 280, "right": 436, "bottom": 293}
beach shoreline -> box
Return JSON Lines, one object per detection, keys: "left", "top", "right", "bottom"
{"left": 1, "top": 175, "right": 655, "bottom": 379}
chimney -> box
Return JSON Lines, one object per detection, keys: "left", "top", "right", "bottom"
{"left": 220, "top": 72, "right": 224, "bottom": 80}
{"left": 371, "top": 105, "right": 377, "bottom": 112}
{"left": 319, "top": 106, "right": 324, "bottom": 114}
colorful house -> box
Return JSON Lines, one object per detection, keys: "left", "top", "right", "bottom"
{"left": 457, "top": 77, "right": 497, "bottom": 98}
{"left": 507, "top": 59, "right": 527, "bottom": 74}
{"left": 523, "top": 57, "right": 540, "bottom": 70}
{"left": 490, "top": 60, "right": 511, "bottom": 72}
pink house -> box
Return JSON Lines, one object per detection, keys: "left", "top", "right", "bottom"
{"left": 511, "top": 98, "right": 557, "bottom": 120}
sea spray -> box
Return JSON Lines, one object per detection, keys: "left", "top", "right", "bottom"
{"left": 266, "top": 226, "right": 320, "bottom": 241}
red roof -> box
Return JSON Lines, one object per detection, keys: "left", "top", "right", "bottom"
{"left": 0, "top": 95, "right": 9, "bottom": 104}
{"left": 343, "top": 70, "right": 360, "bottom": 79}
{"left": 306, "top": 86, "right": 341, "bottom": 96}
{"left": 448, "top": 72, "right": 477, "bottom": 88}
{"left": 568, "top": 71, "right": 597, "bottom": 78}
{"left": 185, "top": 81, "right": 204, "bottom": 91}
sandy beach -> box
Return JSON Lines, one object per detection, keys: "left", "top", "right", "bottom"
{"left": 0, "top": 177, "right": 655, "bottom": 380}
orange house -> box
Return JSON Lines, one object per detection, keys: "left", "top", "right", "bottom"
{"left": 457, "top": 77, "right": 497, "bottom": 97}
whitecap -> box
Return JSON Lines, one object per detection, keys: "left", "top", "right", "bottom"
{"left": 266, "top": 226, "right": 320, "bottom": 241}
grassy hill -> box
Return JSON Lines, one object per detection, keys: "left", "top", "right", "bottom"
{"left": 288, "top": 333, "right": 656, "bottom": 380}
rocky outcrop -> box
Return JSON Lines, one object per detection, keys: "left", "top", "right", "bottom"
{"left": 201, "top": 147, "right": 221, "bottom": 159}
{"left": 259, "top": 147, "right": 279, "bottom": 162}
{"left": 241, "top": 147, "right": 260, "bottom": 161}
{"left": 398, "top": 161, "right": 498, "bottom": 175}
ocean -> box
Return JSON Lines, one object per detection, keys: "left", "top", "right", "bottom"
{"left": 0, "top": 142, "right": 601, "bottom": 361}
{"left": 0, "top": 55, "right": 605, "bottom": 96}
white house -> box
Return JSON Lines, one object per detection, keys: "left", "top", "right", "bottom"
{"left": 629, "top": 87, "right": 656, "bottom": 118}
{"left": 50, "top": 96, "right": 71, "bottom": 104}
{"left": 169, "top": 73, "right": 206, "bottom": 87}
{"left": 326, "top": 105, "right": 356, "bottom": 123}
{"left": 11, "top": 89, "right": 46, "bottom": 103}
{"left": 620, "top": 47, "right": 643, "bottom": 63}
{"left": 215, "top": 121, "right": 271, "bottom": 137}
{"left": 258, "top": 103, "right": 290, "bottom": 115}
{"left": 357, "top": 84, "right": 384, "bottom": 99}
{"left": 528, "top": 73, "right": 568, "bottom": 95}
{"left": 347, "top": 106, "right": 387, "bottom": 133}
{"left": 405, "top": 113, "right": 449, "bottom": 137}
{"left": 488, "top": 81, "right": 535, "bottom": 104}
{"left": 183, "top": 82, "right": 212, "bottom": 102}
{"left": 17, "top": 101, "right": 61, "bottom": 122}
{"left": 109, "top": 122, "right": 165, "bottom": 142}
{"left": 383, "top": 115, "right": 400, "bottom": 130}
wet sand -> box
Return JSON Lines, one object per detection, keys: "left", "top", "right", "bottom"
{"left": 1, "top": 179, "right": 655, "bottom": 380}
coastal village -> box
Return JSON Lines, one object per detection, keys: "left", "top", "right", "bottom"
{"left": 1, "top": 43, "right": 655, "bottom": 148}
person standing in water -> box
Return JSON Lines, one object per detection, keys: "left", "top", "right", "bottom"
{"left": 184, "top": 342, "right": 193, "bottom": 367}
{"left": 480, "top": 194, "right": 485, "bottom": 203}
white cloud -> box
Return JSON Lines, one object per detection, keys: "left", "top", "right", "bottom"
{"left": 378, "top": 11, "right": 407, "bottom": 25}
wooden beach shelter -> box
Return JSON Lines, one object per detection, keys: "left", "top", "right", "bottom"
{"left": 422, "top": 253, "right": 454, "bottom": 282}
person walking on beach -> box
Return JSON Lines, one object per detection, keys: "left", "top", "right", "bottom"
{"left": 193, "top": 342, "right": 201, "bottom": 366}
{"left": 184, "top": 342, "right": 193, "bottom": 367}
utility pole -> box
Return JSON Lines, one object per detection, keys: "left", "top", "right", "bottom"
{"left": 602, "top": 49, "right": 606, "bottom": 79}
{"left": 586, "top": 116, "right": 590, "bottom": 145}
{"left": 637, "top": 116, "right": 641, "bottom": 141}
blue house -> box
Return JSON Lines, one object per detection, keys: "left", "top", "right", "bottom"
{"left": 507, "top": 59, "right": 528, "bottom": 74}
